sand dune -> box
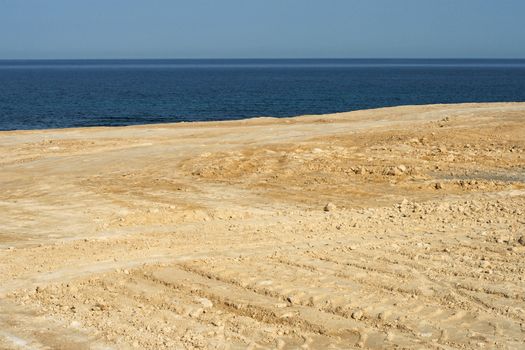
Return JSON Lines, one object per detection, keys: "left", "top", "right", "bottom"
{"left": 1, "top": 103, "right": 524, "bottom": 349}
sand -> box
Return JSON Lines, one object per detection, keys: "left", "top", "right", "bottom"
{"left": 0, "top": 103, "right": 524, "bottom": 349}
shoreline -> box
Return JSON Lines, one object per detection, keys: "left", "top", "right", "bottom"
{"left": 1, "top": 101, "right": 523, "bottom": 135}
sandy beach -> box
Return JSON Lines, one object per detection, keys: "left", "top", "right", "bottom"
{"left": 0, "top": 103, "right": 524, "bottom": 349}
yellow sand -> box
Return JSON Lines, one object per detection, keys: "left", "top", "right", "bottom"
{"left": 1, "top": 103, "right": 524, "bottom": 349}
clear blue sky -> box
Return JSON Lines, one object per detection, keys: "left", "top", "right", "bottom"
{"left": 1, "top": 0, "right": 524, "bottom": 59}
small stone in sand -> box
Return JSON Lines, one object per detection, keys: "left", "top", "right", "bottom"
{"left": 195, "top": 297, "right": 213, "bottom": 309}
{"left": 189, "top": 308, "right": 204, "bottom": 318}
{"left": 518, "top": 236, "right": 525, "bottom": 246}
{"left": 351, "top": 310, "right": 364, "bottom": 320}
{"left": 385, "top": 167, "right": 402, "bottom": 176}
{"left": 324, "top": 202, "right": 336, "bottom": 212}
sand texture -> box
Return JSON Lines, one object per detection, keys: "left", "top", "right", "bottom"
{"left": 1, "top": 103, "right": 524, "bottom": 349}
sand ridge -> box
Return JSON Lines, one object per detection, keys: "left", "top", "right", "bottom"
{"left": 0, "top": 103, "right": 524, "bottom": 349}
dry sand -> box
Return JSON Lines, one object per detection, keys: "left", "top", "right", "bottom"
{"left": 0, "top": 103, "right": 524, "bottom": 349}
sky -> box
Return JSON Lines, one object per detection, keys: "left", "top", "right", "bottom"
{"left": 1, "top": 0, "right": 524, "bottom": 59}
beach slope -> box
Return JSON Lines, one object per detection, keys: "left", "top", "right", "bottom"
{"left": 1, "top": 103, "right": 524, "bottom": 349}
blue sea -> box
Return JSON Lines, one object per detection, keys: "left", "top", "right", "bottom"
{"left": 1, "top": 59, "right": 524, "bottom": 131}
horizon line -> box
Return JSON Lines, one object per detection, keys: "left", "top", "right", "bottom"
{"left": 1, "top": 57, "right": 525, "bottom": 61}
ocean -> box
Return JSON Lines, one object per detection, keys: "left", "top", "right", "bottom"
{"left": 0, "top": 59, "right": 524, "bottom": 131}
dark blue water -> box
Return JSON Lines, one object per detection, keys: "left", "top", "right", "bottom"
{"left": 1, "top": 59, "right": 525, "bottom": 131}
